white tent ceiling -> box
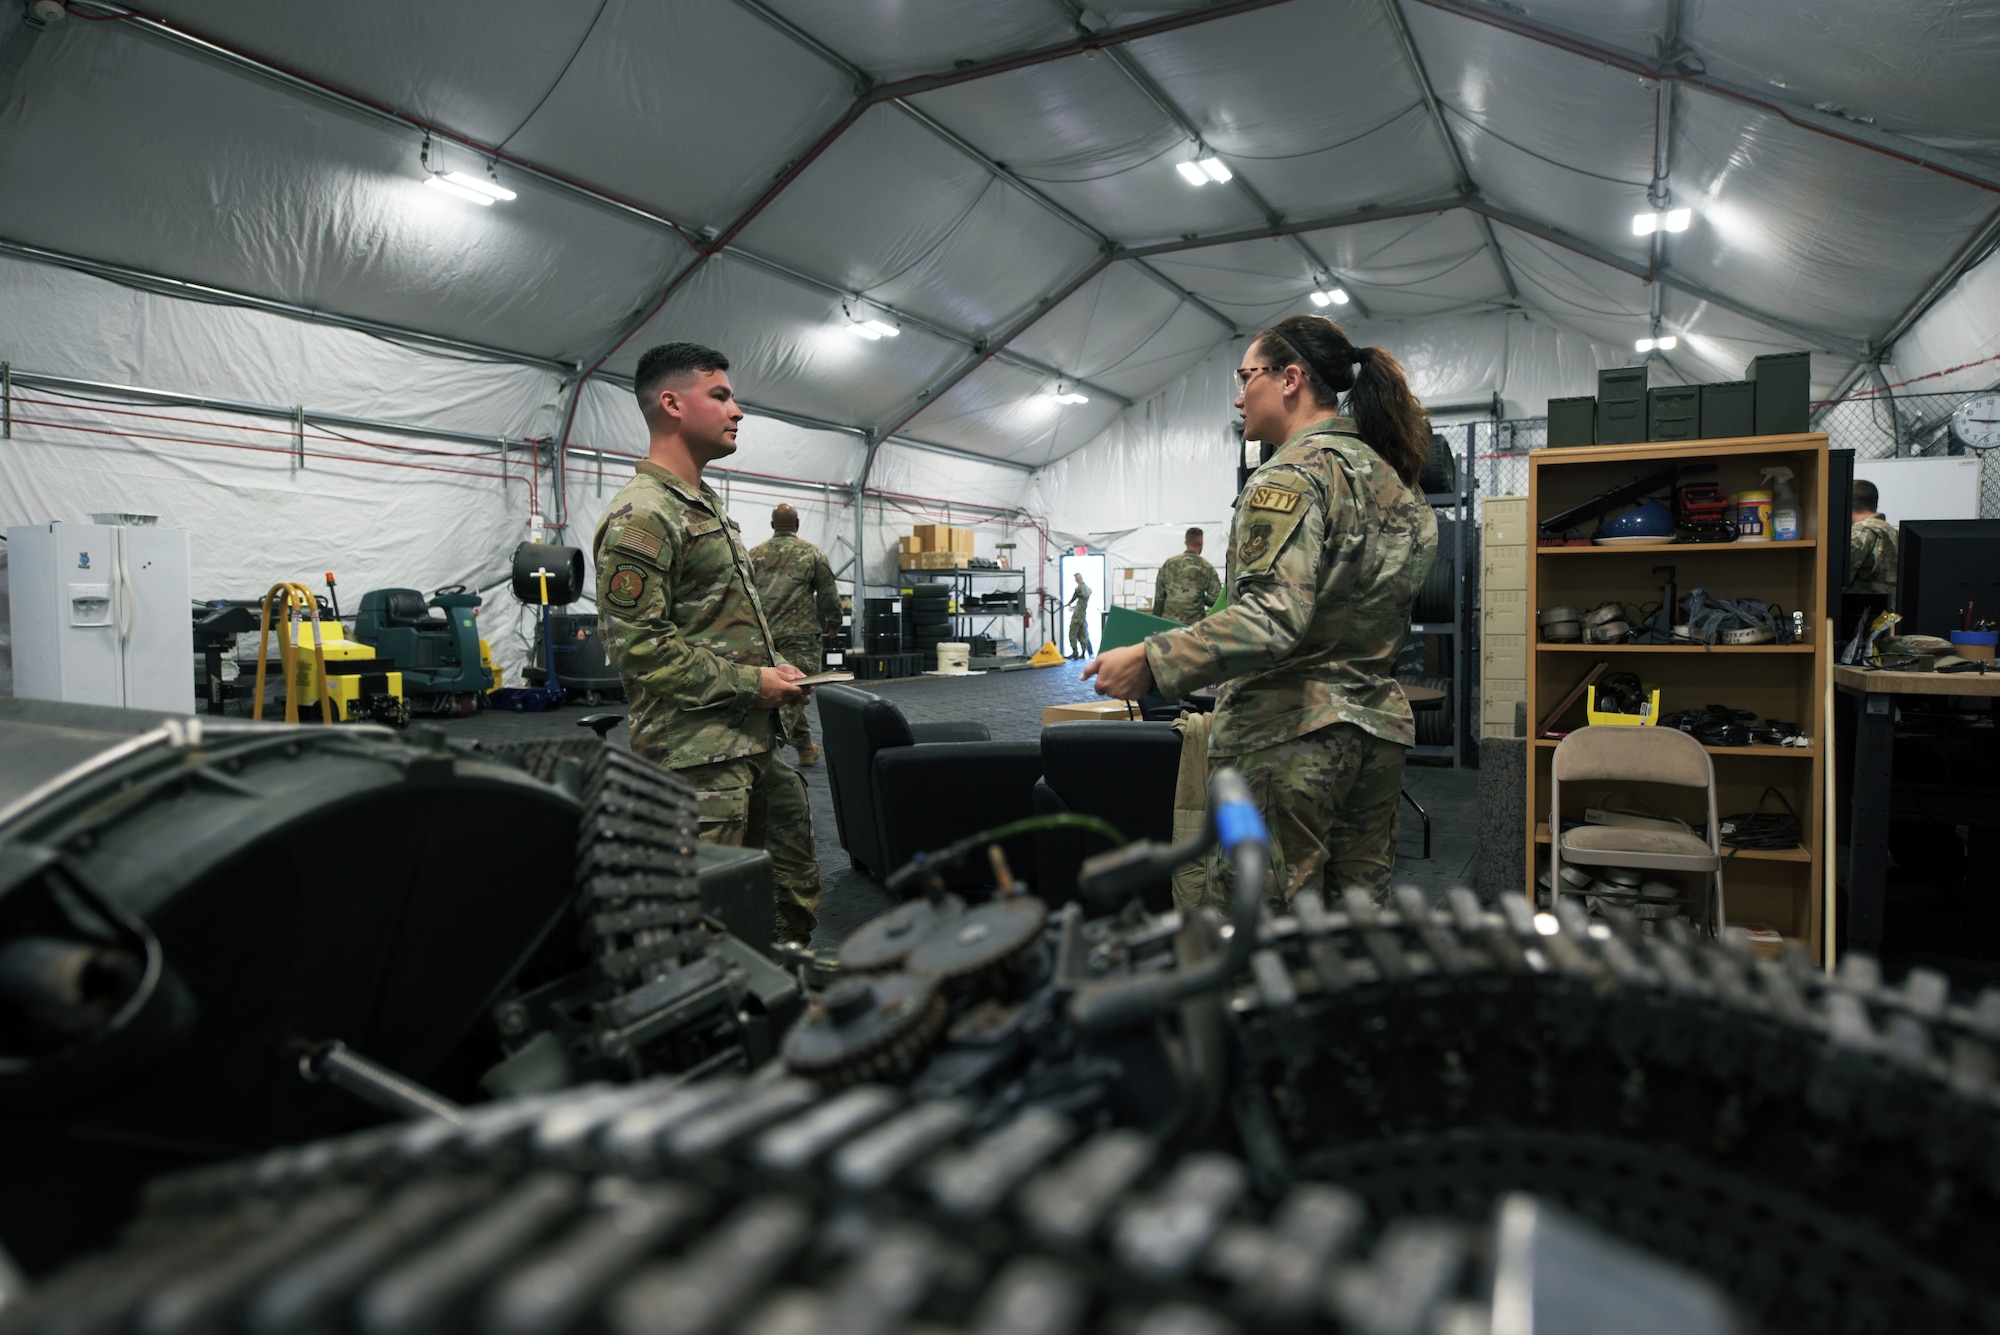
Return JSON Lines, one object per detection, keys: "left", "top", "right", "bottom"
{"left": 1, "top": 0, "right": 1997, "bottom": 486}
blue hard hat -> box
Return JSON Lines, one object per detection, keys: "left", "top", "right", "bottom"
{"left": 1595, "top": 499, "right": 1675, "bottom": 539}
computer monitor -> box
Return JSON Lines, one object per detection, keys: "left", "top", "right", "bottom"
{"left": 1897, "top": 519, "right": 2000, "bottom": 639}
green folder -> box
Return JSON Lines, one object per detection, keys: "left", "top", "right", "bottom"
{"left": 1103, "top": 605, "right": 1182, "bottom": 651}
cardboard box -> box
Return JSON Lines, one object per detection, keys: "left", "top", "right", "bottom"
{"left": 898, "top": 536, "right": 914, "bottom": 555}
{"left": 1042, "top": 699, "right": 1146, "bottom": 726}
{"left": 914, "top": 524, "right": 948, "bottom": 551}
{"left": 950, "top": 527, "right": 974, "bottom": 555}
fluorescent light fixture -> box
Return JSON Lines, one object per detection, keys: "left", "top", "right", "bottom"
{"left": 1050, "top": 386, "right": 1090, "bottom": 405}
{"left": 1635, "top": 337, "right": 1655, "bottom": 352}
{"left": 1307, "top": 285, "right": 1348, "bottom": 308}
{"left": 1633, "top": 208, "right": 1693, "bottom": 235}
{"left": 1635, "top": 334, "right": 1679, "bottom": 353}
{"left": 425, "top": 175, "right": 496, "bottom": 206}
{"left": 440, "top": 170, "right": 515, "bottom": 202}
{"left": 844, "top": 310, "right": 900, "bottom": 340}
{"left": 1178, "top": 156, "right": 1231, "bottom": 185}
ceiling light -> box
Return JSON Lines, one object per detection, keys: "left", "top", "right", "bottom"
{"left": 1633, "top": 208, "right": 1693, "bottom": 235}
{"left": 843, "top": 308, "right": 900, "bottom": 340}
{"left": 1656, "top": 334, "right": 1678, "bottom": 350}
{"left": 439, "top": 170, "right": 515, "bottom": 202}
{"left": 425, "top": 175, "right": 496, "bottom": 206}
{"left": 1176, "top": 160, "right": 1209, "bottom": 185}
{"left": 1197, "top": 157, "right": 1232, "bottom": 183}
{"left": 1051, "top": 389, "right": 1090, "bottom": 405}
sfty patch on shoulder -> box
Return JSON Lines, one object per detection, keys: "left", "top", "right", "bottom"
{"left": 605, "top": 563, "right": 648, "bottom": 609}
{"left": 1245, "top": 484, "right": 1302, "bottom": 513}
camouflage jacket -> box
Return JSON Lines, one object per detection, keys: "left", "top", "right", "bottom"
{"left": 1068, "top": 585, "right": 1091, "bottom": 620}
{"left": 593, "top": 462, "right": 782, "bottom": 769}
{"left": 1143, "top": 416, "right": 1437, "bottom": 756}
{"left": 1847, "top": 513, "right": 1898, "bottom": 596}
{"left": 749, "top": 532, "right": 840, "bottom": 650}
{"left": 1152, "top": 551, "right": 1222, "bottom": 624}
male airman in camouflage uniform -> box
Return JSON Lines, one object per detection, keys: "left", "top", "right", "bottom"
{"left": 1066, "top": 573, "right": 1093, "bottom": 658}
{"left": 1086, "top": 351, "right": 1436, "bottom": 904}
{"left": 593, "top": 342, "right": 820, "bottom": 945}
{"left": 750, "top": 504, "right": 841, "bottom": 767}
{"left": 1847, "top": 479, "right": 1898, "bottom": 600}
{"left": 1152, "top": 527, "right": 1223, "bottom": 624}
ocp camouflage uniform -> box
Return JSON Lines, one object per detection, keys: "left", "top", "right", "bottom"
{"left": 749, "top": 531, "right": 840, "bottom": 752}
{"left": 1068, "top": 583, "right": 1093, "bottom": 657}
{"left": 593, "top": 462, "right": 821, "bottom": 940}
{"left": 1143, "top": 416, "right": 1436, "bottom": 905}
{"left": 1848, "top": 513, "right": 1898, "bottom": 598}
{"left": 1152, "top": 551, "right": 1222, "bottom": 624}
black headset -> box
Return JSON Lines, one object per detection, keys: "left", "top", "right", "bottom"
{"left": 1594, "top": 671, "right": 1647, "bottom": 716}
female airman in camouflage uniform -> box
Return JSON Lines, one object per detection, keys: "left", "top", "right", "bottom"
{"left": 1085, "top": 315, "right": 1436, "bottom": 904}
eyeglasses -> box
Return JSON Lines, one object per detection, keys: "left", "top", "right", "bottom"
{"left": 1234, "top": 365, "right": 1284, "bottom": 387}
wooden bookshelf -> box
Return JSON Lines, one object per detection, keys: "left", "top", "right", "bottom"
{"left": 1526, "top": 433, "right": 1829, "bottom": 962}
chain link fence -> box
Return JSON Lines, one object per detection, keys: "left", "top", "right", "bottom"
{"left": 1451, "top": 386, "right": 1999, "bottom": 519}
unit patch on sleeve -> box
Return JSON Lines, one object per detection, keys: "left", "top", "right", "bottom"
{"left": 605, "top": 563, "right": 648, "bottom": 609}
{"left": 1245, "top": 484, "right": 1303, "bottom": 514}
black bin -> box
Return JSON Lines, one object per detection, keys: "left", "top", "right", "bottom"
{"left": 1647, "top": 385, "right": 1700, "bottom": 441}
{"left": 1700, "top": 380, "right": 1756, "bottom": 439}
{"left": 1750, "top": 351, "right": 1811, "bottom": 435}
{"left": 1596, "top": 366, "right": 1649, "bottom": 445}
{"left": 1547, "top": 396, "right": 1596, "bottom": 448}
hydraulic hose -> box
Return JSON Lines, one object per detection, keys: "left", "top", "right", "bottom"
{"left": 1066, "top": 768, "right": 1270, "bottom": 1035}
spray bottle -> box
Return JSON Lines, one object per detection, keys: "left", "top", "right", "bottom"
{"left": 1762, "top": 467, "right": 1800, "bottom": 541}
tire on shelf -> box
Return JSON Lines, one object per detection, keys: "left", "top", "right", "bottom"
{"left": 1414, "top": 549, "right": 1455, "bottom": 623}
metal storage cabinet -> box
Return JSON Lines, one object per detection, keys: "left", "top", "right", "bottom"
{"left": 1479, "top": 497, "right": 1528, "bottom": 739}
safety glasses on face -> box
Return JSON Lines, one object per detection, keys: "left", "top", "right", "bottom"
{"left": 1234, "top": 365, "right": 1284, "bottom": 388}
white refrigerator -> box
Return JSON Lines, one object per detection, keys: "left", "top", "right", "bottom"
{"left": 7, "top": 520, "right": 194, "bottom": 713}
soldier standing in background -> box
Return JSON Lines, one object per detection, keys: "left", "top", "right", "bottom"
{"left": 1152, "top": 527, "right": 1223, "bottom": 624}
{"left": 1084, "top": 314, "right": 1436, "bottom": 906}
{"left": 1066, "top": 572, "right": 1093, "bottom": 659}
{"left": 750, "top": 503, "right": 841, "bottom": 767}
{"left": 592, "top": 341, "right": 821, "bottom": 947}
{"left": 1846, "top": 478, "right": 1898, "bottom": 602}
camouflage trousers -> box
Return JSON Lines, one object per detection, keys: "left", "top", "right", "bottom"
{"left": 1068, "top": 611, "right": 1093, "bottom": 657}
{"left": 1209, "top": 721, "right": 1404, "bottom": 909}
{"left": 773, "top": 637, "right": 822, "bottom": 750}
{"left": 679, "top": 750, "right": 821, "bottom": 942}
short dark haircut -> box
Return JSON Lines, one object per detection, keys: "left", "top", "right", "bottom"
{"left": 634, "top": 342, "right": 728, "bottom": 419}
{"left": 1185, "top": 527, "right": 1204, "bottom": 544}
{"left": 1853, "top": 479, "right": 1880, "bottom": 512}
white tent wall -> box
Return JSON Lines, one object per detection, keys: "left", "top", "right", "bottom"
{"left": 0, "top": 252, "right": 562, "bottom": 436}
{"left": 0, "top": 418, "right": 535, "bottom": 684}
{"left": 1882, "top": 242, "right": 2000, "bottom": 397}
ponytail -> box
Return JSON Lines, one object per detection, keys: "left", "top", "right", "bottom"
{"left": 1254, "top": 315, "right": 1431, "bottom": 489}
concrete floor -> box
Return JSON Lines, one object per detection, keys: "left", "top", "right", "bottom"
{"left": 450, "top": 666, "right": 1482, "bottom": 950}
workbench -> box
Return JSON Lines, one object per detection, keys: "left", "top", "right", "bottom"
{"left": 1834, "top": 664, "right": 2000, "bottom": 954}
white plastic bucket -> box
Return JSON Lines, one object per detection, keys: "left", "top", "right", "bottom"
{"left": 936, "top": 642, "right": 971, "bottom": 675}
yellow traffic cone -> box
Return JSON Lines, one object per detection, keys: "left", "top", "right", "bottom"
{"left": 1029, "top": 641, "right": 1067, "bottom": 668}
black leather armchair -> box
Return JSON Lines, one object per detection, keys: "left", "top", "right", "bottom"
{"left": 1033, "top": 721, "right": 1183, "bottom": 912}
{"left": 815, "top": 685, "right": 1043, "bottom": 888}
